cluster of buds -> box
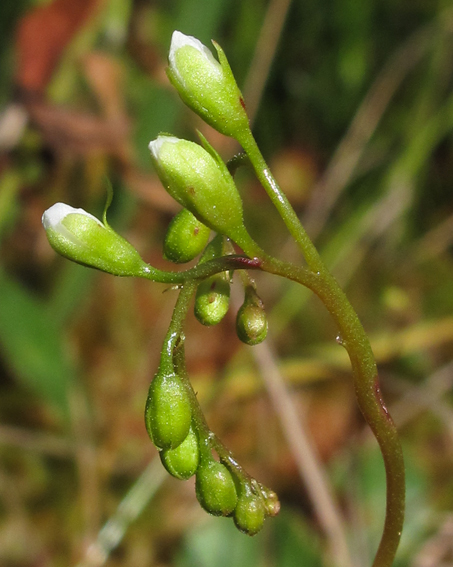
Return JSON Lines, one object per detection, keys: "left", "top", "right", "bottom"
{"left": 145, "top": 362, "right": 279, "bottom": 535}
{"left": 41, "top": 31, "right": 276, "bottom": 535}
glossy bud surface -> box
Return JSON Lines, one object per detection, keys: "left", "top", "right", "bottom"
{"left": 164, "top": 208, "right": 210, "bottom": 263}
{"left": 195, "top": 460, "right": 238, "bottom": 516}
{"left": 160, "top": 426, "right": 199, "bottom": 480}
{"left": 42, "top": 203, "right": 150, "bottom": 277}
{"left": 167, "top": 31, "right": 249, "bottom": 139}
{"left": 145, "top": 372, "right": 192, "bottom": 449}
{"left": 194, "top": 275, "right": 230, "bottom": 326}
{"left": 236, "top": 287, "right": 268, "bottom": 345}
{"left": 233, "top": 493, "right": 266, "bottom": 536}
{"left": 236, "top": 303, "right": 268, "bottom": 345}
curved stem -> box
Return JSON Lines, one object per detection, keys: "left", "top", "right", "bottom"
{"left": 266, "top": 258, "right": 404, "bottom": 566}
{"left": 237, "top": 129, "right": 325, "bottom": 273}
{"left": 237, "top": 127, "right": 405, "bottom": 567}
{"left": 138, "top": 255, "right": 265, "bottom": 285}
{"left": 157, "top": 279, "right": 197, "bottom": 375}
{"left": 165, "top": 286, "right": 269, "bottom": 491}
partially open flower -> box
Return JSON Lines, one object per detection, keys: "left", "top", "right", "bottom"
{"left": 167, "top": 31, "right": 249, "bottom": 139}
{"left": 42, "top": 203, "right": 151, "bottom": 277}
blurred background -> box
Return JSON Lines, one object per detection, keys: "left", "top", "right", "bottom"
{"left": 1, "top": 0, "right": 453, "bottom": 566}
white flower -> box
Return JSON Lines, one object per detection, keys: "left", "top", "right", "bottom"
{"left": 42, "top": 203, "right": 103, "bottom": 248}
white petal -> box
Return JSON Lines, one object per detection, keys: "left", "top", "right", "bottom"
{"left": 42, "top": 202, "right": 102, "bottom": 230}
{"left": 148, "top": 135, "right": 180, "bottom": 159}
{"left": 169, "top": 31, "right": 221, "bottom": 78}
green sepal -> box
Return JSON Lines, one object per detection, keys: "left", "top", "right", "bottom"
{"left": 196, "top": 130, "right": 231, "bottom": 181}
{"left": 102, "top": 177, "right": 114, "bottom": 227}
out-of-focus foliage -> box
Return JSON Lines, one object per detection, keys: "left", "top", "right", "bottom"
{"left": 0, "top": 0, "right": 453, "bottom": 566}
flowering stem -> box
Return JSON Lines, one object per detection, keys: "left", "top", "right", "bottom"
{"left": 138, "top": 255, "right": 264, "bottom": 285}
{"left": 162, "top": 281, "right": 265, "bottom": 489}
{"left": 237, "top": 129, "right": 325, "bottom": 272}
{"left": 236, "top": 129, "right": 405, "bottom": 567}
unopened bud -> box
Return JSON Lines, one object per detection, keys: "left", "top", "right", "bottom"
{"left": 195, "top": 459, "right": 238, "bottom": 516}
{"left": 163, "top": 208, "right": 210, "bottom": 264}
{"left": 149, "top": 135, "right": 252, "bottom": 248}
{"left": 167, "top": 31, "right": 249, "bottom": 139}
{"left": 145, "top": 372, "right": 192, "bottom": 450}
{"left": 236, "top": 287, "right": 268, "bottom": 345}
{"left": 42, "top": 203, "right": 150, "bottom": 277}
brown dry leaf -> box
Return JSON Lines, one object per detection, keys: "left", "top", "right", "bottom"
{"left": 15, "top": 0, "right": 104, "bottom": 94}
{"left": 27, "top": 100, "right": 129, "bottom": 157}
{"left": 123, "top": 168, "right": 179, "bottom": 213}
{"left": 82, "top": 52, "right": 127, "bottom": 121}
{"left": 306, "top": 383, "right": 356, "bottom": 461}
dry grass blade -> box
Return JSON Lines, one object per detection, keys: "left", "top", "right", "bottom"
{"left": 75, "top": 457, "right": 166, "bottom": 567}
{"left": 302, "top": 14, "right": 453, "bottom": 239}
{"left": 242, "top": 0, "right": 293, "bottom": 125}
{"left": 252, "top": 340, "right": 353, "bottom": 567}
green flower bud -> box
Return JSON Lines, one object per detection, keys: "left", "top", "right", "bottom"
{"left": 163, "top": 208, "right": 211, "bottom": 264}
{"left": 167, "top": 31, "right": 249, "bottom": 139}
{"left": 42, "top": 203, "right": 151, "bottom": 277}
{"left": 233, "top": 492, "right": 266, "bottom": 536}
{"left": 160, "top": 425, "right": 199, "bottom": 480}
{"left": 195, "top": 460, "right": 238, "bottom": 516}
{"left": 149, "top": 135, "right": 252, "bottom": 247}
{"left": 145, "top": 372, "right": 192, "bottom": 450}
{"left": 194, "top": 274, "right": 230, "bottom": 326}
{"left": 236, "top": 287, "right": 268, "bottom": 345}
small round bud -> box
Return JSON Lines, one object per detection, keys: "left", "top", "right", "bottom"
{"left": 236, "top": 287, "right": 268, "bottom": 345}
{"left": 163, "top": 208, "right": 210, "bottom": 264}
{"left": 236, "top": 304, "right": 268, "bottom": 345}
{"left": 160, "top": 426, "right": 199, "bottom": 480}
{"left": 260, "top": 487, "right": 281, "bottom": 517}
{"left": 194, "top": 275, "right": 230, "bottom": 326}
{"left": 195, "top": 460, "right": 238, "bottom": 516}
{"left": 234, "top": 492, "right": 266, "bottom": 536}
{"left": 145, "top": 372, "right": 192, "bottom": 450}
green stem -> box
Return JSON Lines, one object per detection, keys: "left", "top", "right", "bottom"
{"left": 164, "top": 284, "right": 259, "bottom": 487}
{"left": 237, "top": 129, "right": 325, "bottom": 272}
{"left": 237, "top": 128, "right": 405, "bottom": 567}
{"left": 157, "top": 280, "right": 197, "bottom": 375}
{"left": 266, "top": 258, "right": 404, "bottom": 567}
{"left": 138, "top": 255, "right": 265, "bottom": 285}
{"left": 173, "top": 342, "right": 251, "bottom": 484}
